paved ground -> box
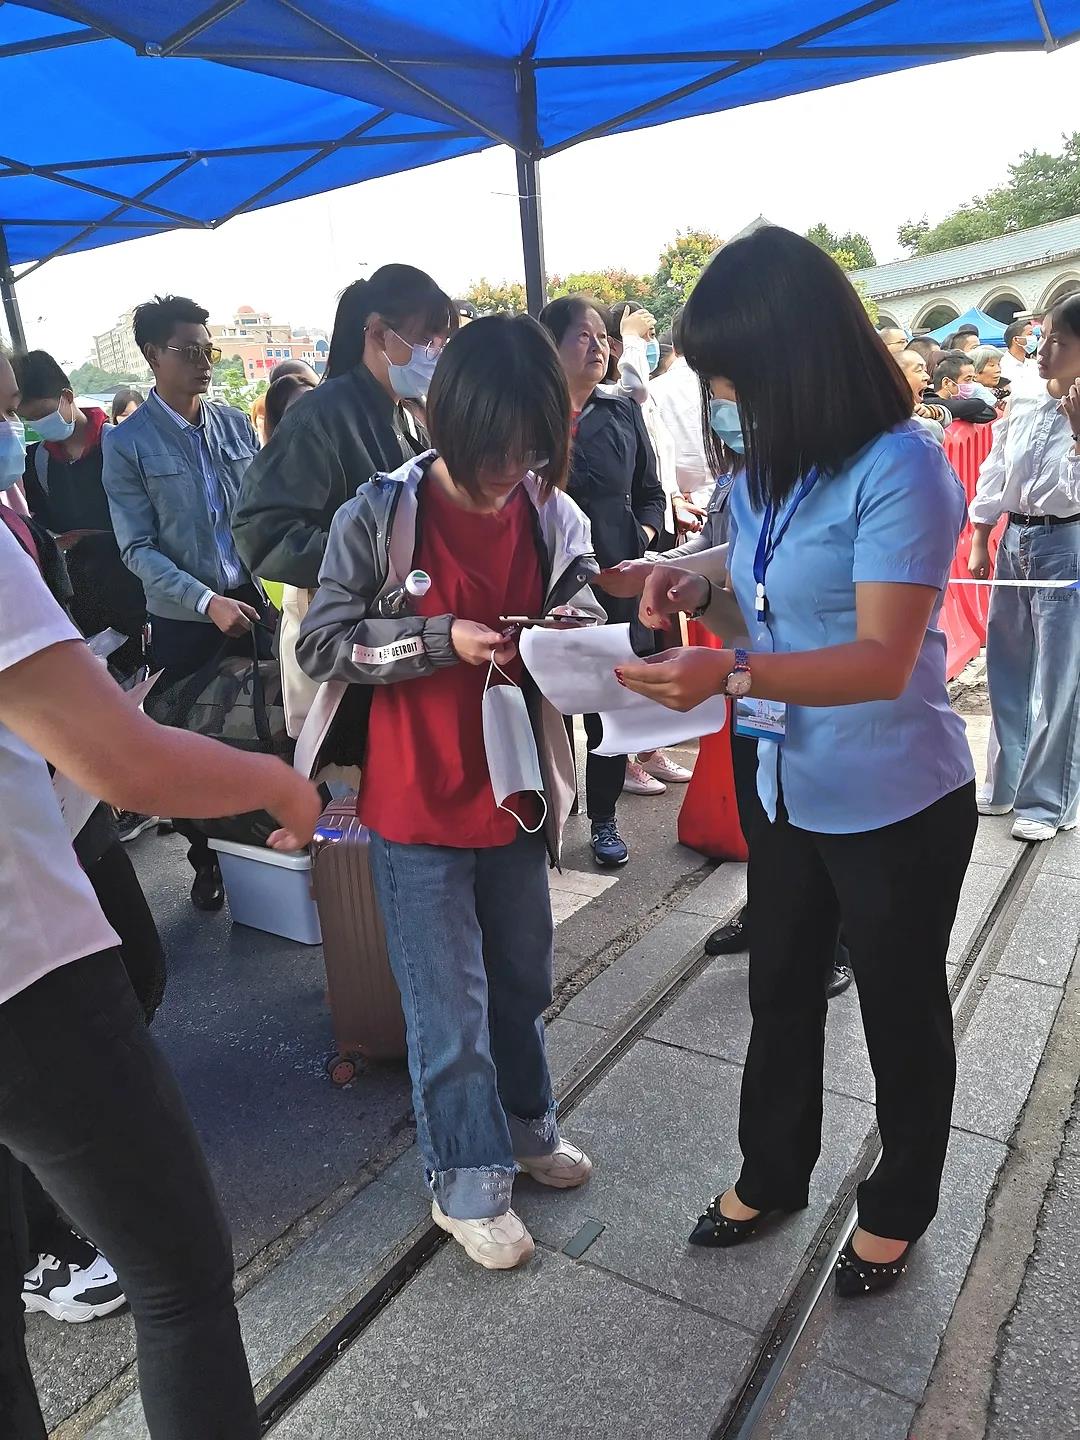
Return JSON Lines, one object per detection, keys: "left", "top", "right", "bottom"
{"left": 33, "top": 694, "right": 1080, "bottom": 1440}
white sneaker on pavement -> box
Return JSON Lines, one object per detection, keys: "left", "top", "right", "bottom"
{"left": 431, "top": 1201, "right": 535, "bottom": 1270}
{"left": 23, "top": 1250, "right": 126, "bottom": 1322}
{"left": 639, "top": 751, "right": 694, "bottom": 784}
{"left": 623, "top": 761, "right": 666, "bottom": 796}
{"left": 517, "top": 1139, "right": 594, "bottom": 1189}
{"left": 1011, "top": 817, "right": 1058, "bottom": 841}
{"left": 977, "top": 789, "right": 1012, "bottom": 816}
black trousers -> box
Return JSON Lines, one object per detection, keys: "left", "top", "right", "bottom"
{"left": 150, "top": 584, "right": 271, "bottom": 872}
{"left": 583, "top": 713, "right": 627, "bottom": 821}
{"left": 0, "top": 952, "right": 257, "bottom": 1439}
{"left": 733, "top": 780, "right": 977, "bottom": 1240}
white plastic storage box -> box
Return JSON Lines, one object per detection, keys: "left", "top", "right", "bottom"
{"left": 208, "top": 838, "right": 322, "bottom": 945}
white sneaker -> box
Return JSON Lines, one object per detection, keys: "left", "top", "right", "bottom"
{"left": 23, "top": 1250, "right": 126, "bottom": 1323}
{"left": 1012, "top": 818, "right": 1058, "bottom": 842}
{"left": 977, "top": 800, "right": 1013, "bottom": 816}
{"left": 639, "top": 751, "right": 694, "bottom": 784}
{"left": 431, "top": 1201, "right": 535, "bottom": 1270}
{"left": 623, "top": 761, "right": 666, "bottom": 796}
{"left": 517, "top": 1139, "right": 594, "bottom": 1189}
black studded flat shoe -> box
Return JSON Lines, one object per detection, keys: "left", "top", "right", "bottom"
{"left": 689, "top": 1191, "right": 776, "bottom": 1248}
{"left": 834, "top": 1237, "right": 914, "bottom": 1298}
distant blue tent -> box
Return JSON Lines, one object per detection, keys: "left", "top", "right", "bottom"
{"left": 4, "top": 1, "right": 1080, "bottom": 340}
{"left": 926, "top": 306, "right": 1008, "bottom": 347}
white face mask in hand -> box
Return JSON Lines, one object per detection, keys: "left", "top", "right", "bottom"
{"left": 482, "top": 658, "right": 548, "bottom": 834}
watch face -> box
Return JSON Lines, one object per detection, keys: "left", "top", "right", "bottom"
{"left": 726, "top": 671, "right": 753, "bottom": 697}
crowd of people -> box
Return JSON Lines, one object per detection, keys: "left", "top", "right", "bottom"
{"left": 1, "top": 224, "right": 1079, "bottom": 1435}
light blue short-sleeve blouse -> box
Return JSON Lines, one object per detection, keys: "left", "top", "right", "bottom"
{"left": 726, "top": 420, "right": 975, "bottom": 835}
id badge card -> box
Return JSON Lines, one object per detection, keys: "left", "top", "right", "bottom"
{"left": 734, "top": 620, "right": 786, "bottom": 741}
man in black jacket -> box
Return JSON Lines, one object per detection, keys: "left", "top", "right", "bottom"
{"left": 930, "top": 352, "right": 998, "bottom": 424}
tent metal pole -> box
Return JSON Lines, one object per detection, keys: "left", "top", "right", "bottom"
{"left": 0, "top": 229, "right": 27, "bottom": 352}
{"left": 515, "top": 61, "right": 546, "bottom": 316}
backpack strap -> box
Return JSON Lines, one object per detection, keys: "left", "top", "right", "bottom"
{"left": 32, "top": 440, "right": 50, "bottom": 497}
{"left": 0, "top": 504, "right": 42, "bottom": 571}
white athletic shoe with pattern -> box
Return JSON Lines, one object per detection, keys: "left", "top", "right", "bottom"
{"left": 431, "top": 1202, "right": 535, "bottom": 1270}
{"left": 639, "top": 751, "right": 694, "bottom": 784}
{"left": 517, "top": 1139, "right": 594, "bottom": 1189}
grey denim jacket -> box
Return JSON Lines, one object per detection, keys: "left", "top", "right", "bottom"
{"left": 102, "top": 395, "right": 258, "bottom": 621}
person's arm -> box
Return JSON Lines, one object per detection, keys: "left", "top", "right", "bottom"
{"left": 297, "top": 498, "right": 511, "bottom": 684}
{"left": 629, "top": 402, "right": 665, "bottom": 545}
{"left": 614, "top": 334, "right": 650, "bottom": 406}
{"left": 232, "top": 410, "right": 343, "bottom": 589}
{"left": 0, "top": 639, "right": 321, "bottom": 844}
{"left": 101, "top": 434, "right": 213, "bottom": 615}
{"left": 968, "top": 404, "right": 1012, "bottom": 575}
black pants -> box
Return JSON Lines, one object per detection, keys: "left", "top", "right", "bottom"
{"left": 734, "top": 781, "right": 977, "bottom": 1241}
{"left": 18, "top": 839, "right": 167, "bottom": 1267}
{"left": 583, "top": 713, "right": 627, "bottom": 821}
{"left": 0, "top": 952, "right": 257, "bottom": 1439}
{"left": 150, "top": 584, "right": 271, "bottom": 872}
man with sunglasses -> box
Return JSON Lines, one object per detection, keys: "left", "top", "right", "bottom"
{"left": 103, "top": 294, "right": 267, "bottom": 910}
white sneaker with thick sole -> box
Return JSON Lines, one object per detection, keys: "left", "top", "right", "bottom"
{"left": 23, "top": 1251, "right": 126, "bottom": 1322}
{"left": 977, "top": 799, "right": 1013, "bottom": 816}
{"left": 431, "top": 1201, "right": 535, "bottom": 1270}
{"left": 639, "top": 751, "right": 694, "bottom": 784}
{"left": 623, "top": 761, "right": 666, "bottom": 796}
{"left": 517, "top": 1139, "right": 594, "bottom": 1189}
{"left": 1012, "top": 818, "right": 1058, "bottom": 841}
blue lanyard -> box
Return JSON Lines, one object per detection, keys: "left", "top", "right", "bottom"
{"left": 752, "top": 468, "right": 819, "bottom": 621}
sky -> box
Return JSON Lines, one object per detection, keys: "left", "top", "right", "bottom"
{"left": 11, "top": 44, "right": 1080, "bottom": 369}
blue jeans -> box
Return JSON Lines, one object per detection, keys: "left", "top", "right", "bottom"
{"left": 985, "top": 519, "right": 1080, "bottom": 829}
{"left": 369, "top": 830, "right": 559, "bottom": 1219}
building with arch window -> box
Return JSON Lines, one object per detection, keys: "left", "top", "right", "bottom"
{"left": 851, "top": 215, "right": 1080, "bottom": 334}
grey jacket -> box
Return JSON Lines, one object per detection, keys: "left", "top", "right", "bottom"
{"left": 296, "top": 453, "right": 604, "bottom": 861}
{"left": 102, "top": 395, "right": 258, "bottom": 621}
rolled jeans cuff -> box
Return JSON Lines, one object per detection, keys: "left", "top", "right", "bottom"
{"left": 509, "top": 1103, "right": 560, "bottom": 1159}
{"left": 430, "top": 1165, "right": 516, "bottom": 1220}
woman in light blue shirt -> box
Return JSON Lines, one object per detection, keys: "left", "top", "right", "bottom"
{"left": 615, "top": 228, "right": 977, "bottom": 1300}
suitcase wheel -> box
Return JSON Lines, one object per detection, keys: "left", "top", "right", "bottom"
{"left": 326, "top": 1054, "right": 358, "bottom": 1087}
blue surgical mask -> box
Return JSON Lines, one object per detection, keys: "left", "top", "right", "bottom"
{"left": 645, "top": 339, "right": 661, "bottom": 373}
{"left": 384, "top": 329, "right": 441, "bottom": 401}
{"left": 0, "top": 417, "right": 26, "bottom": 483}
{"left": 708, "top": 397, "right": 745, "bottom": 454}
{"left": 30, "top": 395, "right": 76, "bottom": 444}
{"left": 1024, "top": 336, "right": 1038, "bottom": 356}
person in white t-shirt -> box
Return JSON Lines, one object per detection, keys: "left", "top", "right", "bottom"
{"left": 0, "top": 355, "right": 321, "bottom": 1440}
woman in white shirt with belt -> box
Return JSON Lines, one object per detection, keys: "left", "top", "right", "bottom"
{"left": 969, "top": 295, "right": 1080, "bottom": 840}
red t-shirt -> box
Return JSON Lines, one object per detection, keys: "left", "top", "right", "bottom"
{"left": 357, "top": 478, "right": 545, "bottom": 847}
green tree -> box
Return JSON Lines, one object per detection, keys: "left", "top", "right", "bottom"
{"left": 547, "top": 268, "right": 652, "bottom": 307}
{"left": 646, "top": 229, "right": 722, "bottom": 329}
{"left": 463, "top": 278, "right": 527, "bottom": 314}
{"left": 805, "top": 223, "right": 876, "bottom": 269}
{"left": 68, "top": 362, "right": 139, "bottom": 393}
{"left": 898, "top": 130, "right": 1080, "bottom": 254}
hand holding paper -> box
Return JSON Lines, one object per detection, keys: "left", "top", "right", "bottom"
{"left": 520, "top": 623, "right": 726, "bottom": 757}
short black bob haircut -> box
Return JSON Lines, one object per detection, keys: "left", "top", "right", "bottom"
{"left": 11, "top": 350, "right": 70, "bottom": 404}
{"left": 133, "top": 295, "right": 210, "bottom": 357}
{"left": 111, "top": 387, "right": 144, "bottom": 422}
{"left": 426, "top": 313, "right": 571, "bottom": 501}
{"left": 680, "top": 226, "right": 914, "bottom": 510}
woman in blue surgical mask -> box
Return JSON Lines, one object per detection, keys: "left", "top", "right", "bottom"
{"left": 234, "top": 263, "right": 455, "bottom": 736}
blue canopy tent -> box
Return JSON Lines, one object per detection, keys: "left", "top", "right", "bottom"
{"left": 926, "top": 305, "right": 1008, "bottom": 346}
{"left": 4, "top": 0, "right": 1080, "bottom": 347}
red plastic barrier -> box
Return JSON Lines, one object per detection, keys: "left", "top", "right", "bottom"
{"left": 677, "top": 620, "right": 748, "bottom": 861}
{"left": 941, "top": 421, "right": 999, "bottom": 680}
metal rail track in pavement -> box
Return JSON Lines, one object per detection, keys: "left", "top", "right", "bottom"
{"left": 712, "top": 838, "right": 1040, "bottom": 1440}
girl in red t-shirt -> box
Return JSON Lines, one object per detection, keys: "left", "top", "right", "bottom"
{"left": 298, "top": 315, "right": 605, "bottom": 1270}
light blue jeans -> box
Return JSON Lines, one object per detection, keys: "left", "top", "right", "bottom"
{"left": 985, "top": 518, "right": 1080, "bottom": 829}
{"left": 368, "top": 829, "right": 559, "bottom": 1219}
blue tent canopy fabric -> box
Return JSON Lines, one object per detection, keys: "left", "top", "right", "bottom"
{"left": 926, "top": 306, "right": 1008, "bottom": 345}
{"left": 3, "top": 0, "right": 1080, "bottom": 327}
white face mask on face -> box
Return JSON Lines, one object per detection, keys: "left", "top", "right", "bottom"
{"left": 30, "top": 395, "right": 76, "bottom": 443}
{"left": 482, "top": 658, "right": 548, "bottom": 834}
{"left": 383, "top": 329, "right": 441, "bottom": 401}
{"left": 0, "top": 417, "right": 26, "bottom": 483}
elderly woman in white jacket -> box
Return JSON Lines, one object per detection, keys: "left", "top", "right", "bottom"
{"left": 969, "top": 293, "right": 1080, "bottom": 841}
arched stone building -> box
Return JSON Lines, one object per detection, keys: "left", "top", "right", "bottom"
{"left": 851, "top": 215, "right": 1080, "bottom": 333}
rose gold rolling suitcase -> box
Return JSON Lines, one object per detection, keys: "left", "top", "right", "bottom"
{"left": 311, "top": 798, "right": 407, "bottom": 1084}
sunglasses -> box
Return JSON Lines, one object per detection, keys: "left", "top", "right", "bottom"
{"left": 165, "top": 344, "right": 222, "bottom": 366}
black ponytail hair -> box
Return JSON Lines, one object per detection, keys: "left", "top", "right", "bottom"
{"left": 324, "top": 263, "right": 455, "bottom": 381}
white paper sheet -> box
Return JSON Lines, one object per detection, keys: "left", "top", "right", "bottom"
{"left": 520, "top": 623, "right": 726, "bottom": 757}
